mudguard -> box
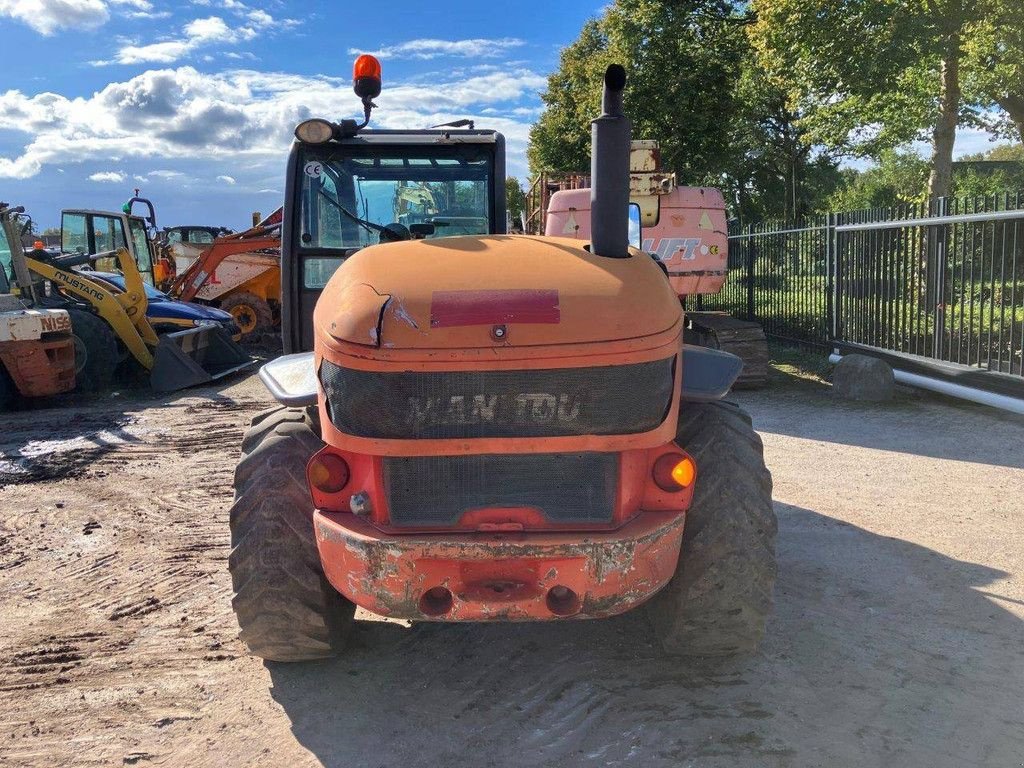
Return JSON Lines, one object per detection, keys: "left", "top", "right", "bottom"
{"left": 259, "top": 351, "right": 318, "bottom": 406}
{"left": 680, "top": 344, "right": 743, "bottom": 401}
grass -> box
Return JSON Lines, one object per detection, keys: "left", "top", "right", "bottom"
{"left": 766, "top": 342, "right": 832, "bottom": 385}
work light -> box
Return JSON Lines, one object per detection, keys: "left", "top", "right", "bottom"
{"left": 294, "top": 118, "right": 336, "bottom": 144}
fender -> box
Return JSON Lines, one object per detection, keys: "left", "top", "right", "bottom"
{"left": 680, "top": 344, "right": 743, "bottom": 401}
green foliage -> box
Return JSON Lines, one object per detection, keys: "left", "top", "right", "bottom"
{"left": 829, "top": 149, "right": 930, "bottom": 211}
{"left": 528, "top": 1, "right": 747, "bottom": 184}
{"left": 528, "top": 0, "right": 846, "bottom": 221}
{"left": 505, "top": 177, "right": 526, "bottom": 220}
{"left": 529, "top": 0, "right": 1024, "bottom": 222}
{"left": 952, "top": 143, "right": 1024, "bottom": 200}
{"left": 750, "top": 0, "right": 936, "bottom": 158}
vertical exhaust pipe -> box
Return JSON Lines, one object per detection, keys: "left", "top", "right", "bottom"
{"left": 590, "top": 64, "right": 631, "bottom": 258}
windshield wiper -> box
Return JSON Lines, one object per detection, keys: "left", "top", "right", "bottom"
{"left": 316, "top": 188, "right": 384, "bottom": 236}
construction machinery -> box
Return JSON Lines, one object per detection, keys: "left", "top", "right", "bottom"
{"left": 162, "top": 211, "right": 282, "bottom": 338}
{"left": 0, "top": 204, "right": 76, "bottom": 409}
{"left": 61, "top": 197, "right": 161, "bottom": 284}
{"left": 9, "top": 209, "right": 251, "bottom": 392}
{"left": 543, "top": 142, "right": 769, "bottom": 388}
{"left": 228, "top": 57, "right": 776, "bottom": 662}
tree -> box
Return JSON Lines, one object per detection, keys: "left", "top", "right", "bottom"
{"left": 750, "top": 0, "right": 1024, "bottom": 203}
{"left": 952, "top": 143, "right": 1024, "bottom": 200}
{"left": 828, "top": 149, "right": 931, "bottom": 211}
{"left": 528, "top": 1, "right": 747, "bottom": 185}
{"left": 505, "top": 177, "right": 526, "bottom": 224}
{"left": 963, "top": 1, "right": 1024, "bottom": 142}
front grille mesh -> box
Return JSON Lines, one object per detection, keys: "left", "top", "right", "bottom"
{"left": 383, "top": 452, "right": 619, "bottom": 527}
{"left": 320, "top": 357, "right": 675, "bottom": 439}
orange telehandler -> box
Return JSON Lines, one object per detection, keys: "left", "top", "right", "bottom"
{"left": 227, "top": 56, "right": 776, "bottom": 662}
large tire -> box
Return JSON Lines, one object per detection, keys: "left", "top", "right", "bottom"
{"left": 646, "top": 400, "right": 777, "bottom": 657}
{"left": 0, "top": 365, "right": 14, "bottom": 411}
{"left": 219, "top": 292, "right": 273, "bottom": 338}
{"left": 229, "top": 406, "right": 356, "bottom": 661}
{"left": 66, "top": 309, "right": 119, "bottom": 392}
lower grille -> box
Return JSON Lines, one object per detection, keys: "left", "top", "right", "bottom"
{"left": 383, "top": 452, "right": 619, "bottom": 527}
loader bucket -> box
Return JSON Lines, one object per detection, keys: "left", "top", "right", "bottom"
{"left": 150, "top": 326, "right": 254, "bottom": 392}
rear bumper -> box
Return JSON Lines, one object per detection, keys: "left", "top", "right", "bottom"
{"left": 313, "top": 510, "right": 686, "bottom": 621}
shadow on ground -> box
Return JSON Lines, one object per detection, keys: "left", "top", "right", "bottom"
{"left": 266, "top": 503, "right": 1024, "bottom": 768}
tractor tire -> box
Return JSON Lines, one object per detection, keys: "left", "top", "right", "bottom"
{"left": 219, "top": 292, "right": 273, "bottom": 339}
{"left": 229, "top": 406, "right": 356, "bottom": 661}
{"left": 646, "top": 400, "right": 777, "bottom": 657}
{"left": 0, "top": 365, "right": 14, "bottom": 411}
{"left": 66, "top": 309, "right": 119, "bottom": 393}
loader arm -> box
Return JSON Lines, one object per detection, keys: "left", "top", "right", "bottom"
{"left": 168, "top": 236, "right": 280, "bottom": 302}
{"left": 23, "top": 251, "right": 156, "bottom": 370}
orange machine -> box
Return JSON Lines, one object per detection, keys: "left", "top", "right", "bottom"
{"left": 229, "top": 58, "right": 776, "bottom": 662}
{"left": 164, "top": 209, "right": 282, "bottom": 337}
{"left": 544, "top": 142, "right": 768, "bottom": 387}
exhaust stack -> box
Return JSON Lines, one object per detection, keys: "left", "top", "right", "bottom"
{"left": 589, "top": 64, "right": 632, "bottom": 258}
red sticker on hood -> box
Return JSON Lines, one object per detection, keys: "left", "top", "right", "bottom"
{"left": 430, "top": 289, "right": 560, "bottom": 327}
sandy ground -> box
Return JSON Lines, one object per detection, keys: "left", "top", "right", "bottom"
{"left": 0, "top": 365, "right": 1022, "bottom": 768}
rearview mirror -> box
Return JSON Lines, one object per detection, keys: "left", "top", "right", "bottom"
{"left": 628, "top": 203, "right": 642, "bottom": 249}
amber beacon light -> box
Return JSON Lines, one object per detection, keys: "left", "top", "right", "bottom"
{"left": 353, "top": 54, "right": 382, "bottom": 100}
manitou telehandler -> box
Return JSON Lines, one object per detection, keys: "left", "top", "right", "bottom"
{"left": 229, "top": 57, "right": 776, "bottom": 661}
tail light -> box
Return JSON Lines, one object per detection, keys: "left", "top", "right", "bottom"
{"left": 308, "top": 451, "right": 350, "bottom": 493}
{"left": 652, "top": 452, "right": 696, "bottom": 492}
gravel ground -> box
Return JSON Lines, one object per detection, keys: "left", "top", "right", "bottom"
{"left": 0, "top": 364, "right": 1022, "bottom": 767}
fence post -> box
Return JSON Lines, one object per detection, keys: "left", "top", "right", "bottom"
{"left": 826, "top": 212, "right": 837, "bottom": 344}
{"left": 746, "top": 224, "right": 756, "bottom": 320}
{"left": 931, "top": 197, "right": 949, "bottom": 359}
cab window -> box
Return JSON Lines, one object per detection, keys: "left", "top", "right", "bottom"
{"left": 62, "top": 213, "right": 89, "bottom": 254}
{"left": 0, "top": 221, "right": 12, "bottom": 289}
{"left": 93, "top": 214, "right": 127, "bottom": 253}
{"left": 128, "top": 218, "right": 154, "bottom": 282}
{"left": 188, "top": 230, "right": 215, "bottom": 244}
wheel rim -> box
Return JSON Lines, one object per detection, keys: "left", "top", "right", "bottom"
{"left": 229, "top": 305, "right": 258, "bottom": 334}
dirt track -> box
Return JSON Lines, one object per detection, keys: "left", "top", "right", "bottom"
{"left": 1, "top": 367, "right": 1023, "bottom": 767}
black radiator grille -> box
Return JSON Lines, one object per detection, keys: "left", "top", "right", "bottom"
{"left": 383, "top": 452, "right": 619, "bottom": 527}
{"left": 320, "top": 357, "right": 675, "bottom": 439}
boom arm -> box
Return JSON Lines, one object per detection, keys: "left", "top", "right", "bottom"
{"left": 168, "top": 207, "right": 282, "bottom": 302}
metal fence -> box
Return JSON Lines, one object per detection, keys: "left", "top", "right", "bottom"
{"left": 687, "top": 193, "right": 1024, "bottom": 379}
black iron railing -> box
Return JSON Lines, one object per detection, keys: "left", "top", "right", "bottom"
{"left": 686, "top": 192, "right": 1024, "bottom": 379}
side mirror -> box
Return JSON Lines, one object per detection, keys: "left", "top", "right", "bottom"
{"left": 409, "top": 223, "right": 435, "bottom": 238}
{"left": 380, "top": 223, "right": 411, "bottom": 242}
{"left": 628, "top": 203, "right": 642, "bottom": 249}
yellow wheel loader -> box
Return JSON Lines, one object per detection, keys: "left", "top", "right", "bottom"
{"left": 7, "top": 220, "right": 252, "bottom": 392}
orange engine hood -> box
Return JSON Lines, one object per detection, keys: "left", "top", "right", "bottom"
{"left": 314, "top": 235, "right": 682, "bottom": 354}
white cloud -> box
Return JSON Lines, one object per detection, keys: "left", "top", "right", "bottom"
{"left": 0, "top": 0, "right": 109, "bottom": 35}
{"left": 148, "top": 170, "right": 185, "bottom": 179}
{"left": 89, "top": 170, "right": 126, "bottom": 182}
{"left": 99, "top": 16, "right": 261, "bottom": 65}
{"left": 0, "top": 65, "right": 543, "bottom": 180}
{"left": 0, "top": 0, "right": 160, "bottom": 35}
{"left": 217, "top": 174, "right": 236, "bottom": 184}
{"left": 350, "top": 38, "right": 526, "bottom": 61}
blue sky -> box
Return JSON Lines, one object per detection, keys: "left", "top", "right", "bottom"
{"left": 0, "top": 0, "right": 603, "bottom": 229}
